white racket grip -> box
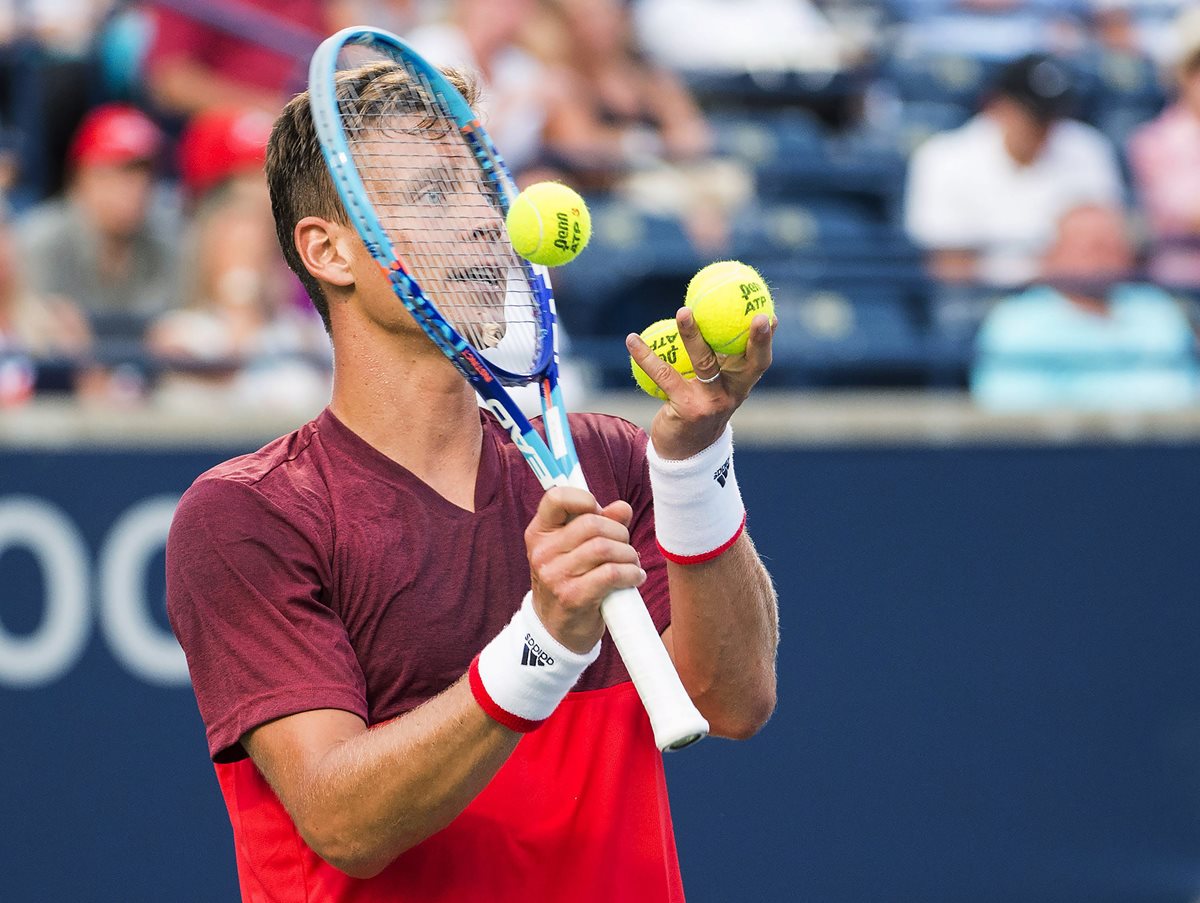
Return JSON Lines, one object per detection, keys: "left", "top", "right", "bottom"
{"left": 562, "top": 465, "right": 707, "bottom": 750}
{"left": 600, "top": 586, "right": 709, "bottom": 751}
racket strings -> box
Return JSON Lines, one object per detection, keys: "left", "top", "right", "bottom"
{"left": 334, "top": 51, "right": 543, "bottom": 378}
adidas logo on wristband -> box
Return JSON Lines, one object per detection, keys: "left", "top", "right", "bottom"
{"left": 470, "top": 593, "right": 602, "bottom": 733}
{"left": 521, "top": 634, "right": 555, "bottom": 668}
{"left": 713, "top": 457, "right": 731, "bottom": 488}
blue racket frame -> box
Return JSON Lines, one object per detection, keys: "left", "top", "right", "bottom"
{"left": 309, "top": 26, "right": 580, "bottom": 491}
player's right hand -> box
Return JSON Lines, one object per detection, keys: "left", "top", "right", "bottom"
{"left": 525, "top": 487, "right": 646, "bottom": 654}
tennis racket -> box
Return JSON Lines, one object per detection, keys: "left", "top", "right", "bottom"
{"left": 308, "top": 27, "right": 708, "bottom": 751}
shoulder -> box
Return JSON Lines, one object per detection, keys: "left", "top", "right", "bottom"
{"left": 17, "top": 201, "right": 73, "bottom": 246}
{"left": 1051, "top": 120, "right": 1117, "bottom": 161}
{"left": 174, "top": 417, "right": 332, "bottom": 541}
{"left": 978, "top": 288, "right": 1060, "bottom": 345}
{"left": 1129, "top": 107, "right": 1169, "bottom": 151}
{"left": 1114, "top": 284, "right": 1190, "bottom": 319}
{"left": 912, "top": 117, "right": 988, "bottom": 164}
{"left": 908, "top": 119, "right": 991, "bottom": 194}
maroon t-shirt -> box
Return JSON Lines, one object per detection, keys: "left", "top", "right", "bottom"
{"left": 166, "top": 408, "right": 683, "bottom": 902}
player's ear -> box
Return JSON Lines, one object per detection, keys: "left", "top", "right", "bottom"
{"left": 294, "top": 216, "right": 355, "bottom": 288}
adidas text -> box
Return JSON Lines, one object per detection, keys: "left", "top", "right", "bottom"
{"left": 714, "top": 457, "right": 731, "bottom": 488}
{"left": 521, "top": 634, "right": 555, "bottom": 667}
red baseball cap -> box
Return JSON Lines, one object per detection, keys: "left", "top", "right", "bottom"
{"left": 178, "top": 108, "right": 274, "bottom": 197}
{"left": 69, "top": 104, "right": 163, "bottom": 167}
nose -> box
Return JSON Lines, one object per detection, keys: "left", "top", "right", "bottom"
{"left": 463, "top": 196, "right": 504, "bottom": 244}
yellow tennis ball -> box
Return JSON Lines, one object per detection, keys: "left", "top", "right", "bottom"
{"left": 631, "top": 318, "right": 694, "bottom": 400}
{"left": 506, "top": 182, "right": 591, "bottom": 267}
{"left": 685, "top": 260, "right": 774, "bottom": 356}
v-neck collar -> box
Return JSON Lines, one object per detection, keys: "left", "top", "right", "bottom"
{"left": 316, "top": 407, "right": 502, "bottom": 516}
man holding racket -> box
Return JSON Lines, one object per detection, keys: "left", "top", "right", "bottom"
{"left": 167, "top": 51, "right": 778, "bottom": 903}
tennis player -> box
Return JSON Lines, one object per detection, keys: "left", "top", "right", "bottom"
{"left": 166, "top": 68, "right": 778, "bottom": 903}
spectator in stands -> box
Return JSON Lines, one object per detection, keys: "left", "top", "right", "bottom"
{"left": 147, "top": 111, "right": 329, "bottom": 412}
{"left": 407, "top": 0, "right": 551, "bottom": 175}
{"left": 971, "top": 204, "right": 1199, "bottom": 411}
{"left": 534, "top": 0, "right": 752, "bottom": 252}
{"left": 906, "top": 53, "right": 1124, "bottom": 287}
{"left": 327, "top": 0, "right": 418, "bottom": 34}
{"left": 177, "top": 107, "right": 277, "bottom": 201}
{"left": 143, "top": 0, "right": 328, "bottom": 116}
{"left": 19, "top": 104, "right": 179, "bottom": 340}
{"left": 1128, "top": 7, "right": 1200, "bottom": 288}
{"left": 0, "top": 212, "right": 92, "bottom": 404}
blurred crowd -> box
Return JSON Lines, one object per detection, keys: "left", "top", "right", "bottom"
{"left": 0, "top": 0, "right": 1198, "bottom": 412}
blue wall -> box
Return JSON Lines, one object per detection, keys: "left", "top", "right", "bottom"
{"left": 2, "top": 443, "right": 1199, "bottom": 901}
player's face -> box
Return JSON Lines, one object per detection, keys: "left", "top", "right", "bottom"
{"left": 359, "top": 131, "right": 512, "bottom": 348}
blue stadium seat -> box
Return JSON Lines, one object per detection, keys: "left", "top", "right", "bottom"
{"left": 895, "top": 100, "right": 974, "bottom": 155}
{"left": 768, "top": 279, "right": 928, "bottom": 375}
{"left": 885, "top": 51, "right": 999, "bottom": 106}
{"left": 730, "top": 200, "right": 886, "bottom": 259}
{"left": 710, "top": 109, "right": 826, "bottom": 167}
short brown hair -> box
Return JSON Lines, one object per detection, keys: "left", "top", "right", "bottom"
{"left": 265, "top": 64, "right": 480, "bottom": 332}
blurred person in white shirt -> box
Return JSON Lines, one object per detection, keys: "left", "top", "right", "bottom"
{"left": 905, "top": 53, "right": 1124, "bottom": 287}
{"left": 632, "top": 0, "right": 843, "bottom": 74}
{"left": 407, "top": 0, "right": 550, "bottom": 175}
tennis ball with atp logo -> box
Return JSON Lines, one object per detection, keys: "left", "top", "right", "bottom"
{"left": 631, "top": 318, "right": 694, "bottom": 400}
{"left": 506, "top": 181, "right": 591, "bottom": 267}
{"left": 685, "top": 260, "right": 774, "bottom": 356}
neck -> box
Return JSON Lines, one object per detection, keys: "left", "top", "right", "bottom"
{"left": 329, "top": 317, "right": 483, "bottom": 509}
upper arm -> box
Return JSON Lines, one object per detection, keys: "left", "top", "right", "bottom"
{"left": 166, "top": 477, "right": 368, "bottom": 761}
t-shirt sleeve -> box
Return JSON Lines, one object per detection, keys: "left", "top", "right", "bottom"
{"left": 166, "top": 476, "right": 367, "bottom": 762}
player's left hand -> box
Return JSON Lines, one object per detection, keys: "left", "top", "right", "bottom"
{"left": 626, "top": 307, "right": 776, "bottom": 461}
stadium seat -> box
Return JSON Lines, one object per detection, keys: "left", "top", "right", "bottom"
{"left": 767, "top": 276, "right": 929, "bottom": 380}
{"left": 730, "top": 199, "right": 886, "bottom": 260}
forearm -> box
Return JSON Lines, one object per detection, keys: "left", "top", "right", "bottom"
{"left": 249, "top": 678, "right": 519, "bottom": 878}
{"left": 665, "top": 533, "right": 778, "bottom": 738}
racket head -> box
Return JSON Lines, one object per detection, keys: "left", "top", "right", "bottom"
{"left": 307, "top": 27, "right": 557, "bottom": 388}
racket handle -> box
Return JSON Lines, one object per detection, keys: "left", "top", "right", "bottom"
{"left": 600, "top": 586, "right": 709, "bottom": 751}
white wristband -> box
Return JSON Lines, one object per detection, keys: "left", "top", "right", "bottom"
{"left": 647, "top": 424, "right": 746, "bottom": 564}
{"left": 469, "top": 591, "right": 601, "bottom": 732}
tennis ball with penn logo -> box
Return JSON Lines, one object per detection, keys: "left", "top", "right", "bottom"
{"left": 630, "top": 318, "right": 694, "bottom": 400}
{"left": 505, "top": 181, "right": 592, "bottom": 267}
{"left": 685, "top": 260, "right": 774, "bottom": 356}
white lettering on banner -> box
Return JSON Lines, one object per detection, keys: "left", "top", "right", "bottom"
{"left": 99, "top": 496, "right": 188, "bottom": 687}
{"left": 0, "top": 498, "right": 90, "bottom": 688}
{"left": 0, "top": 494, "right": 184, "bottom": 689}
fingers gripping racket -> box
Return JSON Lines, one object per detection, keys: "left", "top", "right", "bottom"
{"left": 308, "top": 27, "right": 708, "bottom": 750}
